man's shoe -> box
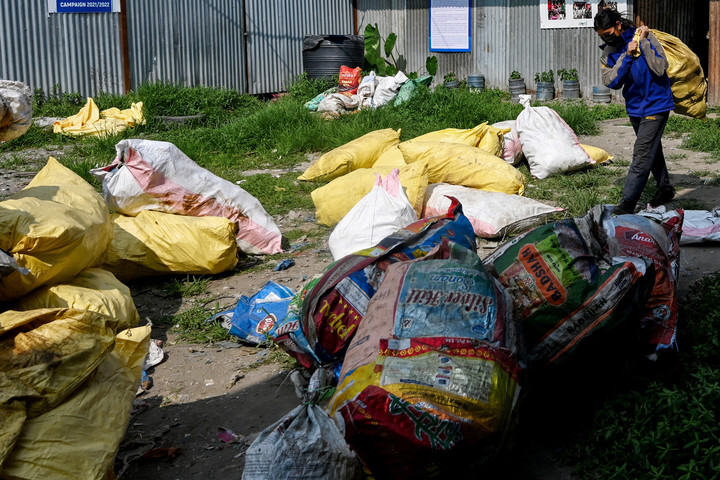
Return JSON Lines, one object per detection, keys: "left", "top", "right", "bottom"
{"left": 649, "top": 186, "right": 676, "bottom": 208}
{"left": 611, "top": 204, "right": 632, "bottom": 216}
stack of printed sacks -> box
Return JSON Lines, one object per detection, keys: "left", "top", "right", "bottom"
{"left": 272, "top": 199, "right": 477, "bottom": 371}
{"left": 325, "top": 239, "right": 524, "bottom": 477}
{"left": 587, "top": 205, "right": 683, "bottom": 357}
{"left": 0, "top": 158, "right": 148, "bottom": 480}
{"left": 483, "top": 207, "right": 657, "bottom": 369}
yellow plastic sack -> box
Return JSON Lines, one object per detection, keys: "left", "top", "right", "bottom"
{"left": 102, "top": 211, "right": 239, "bottom": 281}
{"left": 1, "top": 326, "right": 150, "bottom": 480}
{"left": 398, "top": 141, "right": 525, "bottom": 195}
{"left": 0, "top": 308, "right": 118, "bottom": 470}
{"left": 651, "top": 29, "right": 707, "bottom": 119}
{"left": 311, "top": 162, "right": 429, "bottom": 227}
{"left": 581, "top": 144, "right": 614, "bottom": 164}
{"left": 372, "top": 145, "right": 406, "bottom": 168}
{"left": 53, "top": 98, "right": 145, "bottom": 137}
{"left": 12, "top": 268, "right": 140, "bottom": 332}
{"left": 298, "top": 128, "right": 401, "bottom": 182}
{"left": 402, "top": 122, "right": 508, "bottom": 157}
{"left": 0, "top": 157, "right": 113, "bottom": 302}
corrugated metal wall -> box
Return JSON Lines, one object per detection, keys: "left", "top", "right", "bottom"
{"left": 127, "top": 0, "right": 247, "bottom": 92}
{"left": 0, "top": 0, "right": 123, "bottom": 96}
{"left": 357, "top": 0, "right": 634, "bottom": 99}
{"left": 244, "top": 0, "right": 355, "bottom": 94}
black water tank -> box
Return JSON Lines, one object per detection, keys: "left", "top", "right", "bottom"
{"left": 302, "top": 35, "right": 365, "bottom": 79}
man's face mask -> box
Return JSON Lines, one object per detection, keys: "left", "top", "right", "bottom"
{"left": 601, "top": 32, "right": 625, "bottom": 47}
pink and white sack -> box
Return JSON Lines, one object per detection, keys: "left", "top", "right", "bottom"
{"left": 91, "top": 139, "right": 282, "bottom": 255}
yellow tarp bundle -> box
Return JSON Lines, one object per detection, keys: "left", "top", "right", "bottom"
{"left": 311, "top": 162, "right": 429, "bottom": 227}
{"left": 1, "top": 325, "right": 149, "bottom": 480}
{"left": 53, "top": 98, "right": 145, "bottom": 137}
{"left": 298, "top": 128, "right": 401, "bottom": 182}
{"left": 0, "top": 308, "right": 119, "bottom": 471}
{"left": 102, "top": 210, "right": 239, "bottom": 281}
{"left": 398, "top": 141, "right": 526, "bottom": 195}
{"left": 0, "top": 157, "right": 113, "bottom": 302}
{"left": 12, "top": 268, "right": 140, "bottom": 332}
{"left": 652, "top": 29, "right": 708, "bottom": 119}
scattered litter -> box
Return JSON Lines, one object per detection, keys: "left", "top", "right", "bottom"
{"left": 274, "top": 259, "right": 295, "bottom": 271}
{"left": 143, "top": 340, "right": 165, "bottom": 370}
{"left": 226, "top": 371, "right": 246, "bottom": 389}
{"left": 205, "top": 379, "right": 215, "bottom": 387}
{"left": 217, "top": 427, "right": 242, "bottom": 444}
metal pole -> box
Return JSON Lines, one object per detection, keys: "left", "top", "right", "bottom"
{"left": 709, "top": 0, "right": 720, "bottom": 106}
{"left": 119, "top": 0, "right": 131, "bottom": 94}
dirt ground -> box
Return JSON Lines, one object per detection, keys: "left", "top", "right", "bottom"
{"left": 2, "top": 113, "right": 720, "bottom": 479}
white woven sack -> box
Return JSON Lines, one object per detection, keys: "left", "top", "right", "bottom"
{"left": 422, "top": 183, "right": 563, "bottom": 238}
{"left": 90, "top": 139, "right": 282, "bottom": 255}
{"left": 0, "top": 80, "right": 33, "bottom": 142}
{"left": 516, "top": 95, "right": 594, "bottom": 179}
{"left": 328, "top": 168, "right": 417, "bottom": 260}
{"left": 492, "top": 120, "right": 524, "bottom": 166}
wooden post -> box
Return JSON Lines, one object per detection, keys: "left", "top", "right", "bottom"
{"left": 119, "top": 0, "right": 131, "bottom": 94}
{"left": 710, "top": 0, "right": 720, "bottom": 106}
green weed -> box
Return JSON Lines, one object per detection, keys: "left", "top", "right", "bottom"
{"left": 163, "top": 275, "right": 211, "bottom": 297}
{"left": 162, "top": 305, "right": 231, "bottom": 343}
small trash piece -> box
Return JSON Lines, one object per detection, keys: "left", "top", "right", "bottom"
{"left": 217, "top": 427, "right": 242, "bottom": 444}
{"left": 143, "top": 340, "right": 165, "bottom": 370}
{"left": 274, "top": 259, "right": 295, "bottom": 271}
{"left": 141, "top": 370, "right": 153, "bottom": 390}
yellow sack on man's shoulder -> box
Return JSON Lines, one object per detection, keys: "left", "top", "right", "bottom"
{"left": 311, "top": 162, "right": 429, "bottom": 227}
{"left": 11, "top": 268, "right": 140, "bottom": 332}
{"left": 402, "top": 122, "right": 508, "bottom": 157}
{"left": 1, "top": 325, "right": 149, "bottom": 480}
{"left": 651, "top": 29, "right": 707, "bottom": 119}
{"left": 102, "top": 210, "right": 239, "bottom": 281}
{"left": 53, "top": 97, "right": 145, "bottom": 137}
{"left": 0, "top": 157, "right": 113, "bottom": 302}
{"left": 398, "top": 141, "right": 525, "bottom": 195}
{"left": 298, "top": 128, "right": 401, "bottom": 182}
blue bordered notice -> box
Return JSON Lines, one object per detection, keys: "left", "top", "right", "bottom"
{"left": 48, "top": 0, "right": 121, "bottom": 13}
{"left": 429, "top": 0, "right": 471, "bottom": 52}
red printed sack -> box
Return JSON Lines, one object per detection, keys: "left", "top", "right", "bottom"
{"left": 338, "top": 65, "right": 362, "bottom": 95}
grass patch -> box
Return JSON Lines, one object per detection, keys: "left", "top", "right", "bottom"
{"left": 163, "top": 275, "right": 211, "bottom": 297}
{"left": 569, "top": 274, "right": 720, "bottom": 479}
{"left": 161, "top": 304, "right": 231, "bottom": 344}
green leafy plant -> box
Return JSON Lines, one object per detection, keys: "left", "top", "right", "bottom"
{"left": 443, "top": 72, "right": 457, "bottom": 83}
{"left": 364, "top": 23, "right": 437, "bottom": 78}
{"left": 510, "top": 70, "right": 523, "bottom": 80}
{"left": 558, "top": 68, "right": 578, "bottom": 81}
{"left": 534, "top": 70, "right": 555, "bottom": 83}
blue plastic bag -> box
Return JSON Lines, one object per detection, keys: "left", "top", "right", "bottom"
{"left": 211, "top": 281, "right": 295, "bottom": 344}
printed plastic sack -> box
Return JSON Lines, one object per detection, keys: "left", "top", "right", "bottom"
{"left": 0, "top": 80, "right": 32, "bottom": 142}
{"left": 591, "top": 205, "right": 682, "bottom": 354}
{"left": 483, "top": 211, "right": 655, "bottom": 367}
{"left": 243, "top": 369, "right": 362, "bottom": 480}
{"left": 397, "top": 140, "right": 525, "bottom": 195}
{"left": 0, "top": 157, "right": 113, "bottom": 302}
{"left": 300, "top": 199, "right": 476, "bottom": 368}
{"left": 273, "top": 276, "right": 324, "bottom": 368}
{"left": 393, "top": 75, "right": 433, "bottom": 106}
{"left": 102, "top": 211, "right": 238, "bottom": 281}
{"left": 0, "top": 307, "right": 119, "bottom": 470}
{"left": 11, "top": 268, "right": 140, "bottom": 332}
{"left": 373, "top": 71, "right": 408, "bottom": 107}
{"left": 516, "top": 95, "right": 594, "bottom": 179}
{"left": 304, "top": 87, "right": 338, "bottom": 111}
{"left": 422, "top": 183, "right": 562, "bottom": 238}
{"left": 338, "top": 65, "right": 362, "bottom": 95}
{"left": 328, "top": 168, "right": 418, "bottom": 260}
{"left": 311, "top": 161, "right": 428, "bottom": 226}
{"left": 210, "top": 281, "right": 294, "bottom": 345}
{"left": 651, "top": 29, "right": 707, "bottom": 119}
{"left": 298, "top": 128, "right": 401, "bottom": 182}
{"left": 327, "top": 240, "right": 523, "bottom": 477}
{"left": 492, "top": 120, "right": 524, "bottom": 166}
{"left": 91, "top": 139, "right": 282, "bottom": 255}
{"left": 1, "top": 326, "right": 150, "bottom": 480}
{"left": 645, "top": 206, "right": 720, "bottom": 245}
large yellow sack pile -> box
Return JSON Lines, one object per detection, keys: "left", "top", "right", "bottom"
{"left": 0, "top": 321, "right": 149, "bottom": 480}
{"left": 12, "top": 268, "right": 140, "bottom": 332}
{"left": 298, "top": 128, "right": 401, "bottom": 182}
{"left": 402, "top": 122, "right": 509, "bottom": 157}
{"left": 103, "top": 210, "right": 239, "bottom": 281}
{"left": 0, "top": 158, "right": 113, "bottom": 302}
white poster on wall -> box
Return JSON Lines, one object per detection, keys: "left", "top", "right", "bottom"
{"left": 540, "top": 1, "right": 628, "bottom": 29}
{"left": 429, "top": 0, "right": 471, "bottom": 52}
